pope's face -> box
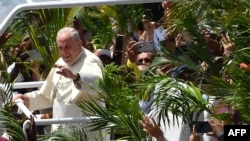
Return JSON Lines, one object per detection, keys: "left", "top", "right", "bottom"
{"left": 56, "top": 32, "right": 82, "bottom": 65}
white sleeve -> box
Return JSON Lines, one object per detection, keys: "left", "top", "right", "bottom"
{"left": 7, "top": 63, "right": 15, "bottom": 74}
{"left": 26, "top": 90, "right": 53, "bottom": 111}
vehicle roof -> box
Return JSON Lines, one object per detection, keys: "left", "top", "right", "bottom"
{"left": 0, "top": 0, "right": 170, "bottom": 36}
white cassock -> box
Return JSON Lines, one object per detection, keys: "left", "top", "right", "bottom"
{"left": 25, "top": 48, "right": 109, "bottom": 140}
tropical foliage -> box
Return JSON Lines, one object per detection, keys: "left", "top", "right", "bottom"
{"left": 1, "top": 0, "right": 250, "bottom": 140}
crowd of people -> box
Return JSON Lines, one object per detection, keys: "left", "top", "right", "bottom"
{"left": 1, "top": 1, "right": 248, "bottom": 141}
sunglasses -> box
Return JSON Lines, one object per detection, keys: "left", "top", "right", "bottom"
{"left": 136, "top": 58, "right": 152, "bottom": 65}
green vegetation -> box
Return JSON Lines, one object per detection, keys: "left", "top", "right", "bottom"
{"left": 1, "top": 1, "right": 250, "bottom": 140}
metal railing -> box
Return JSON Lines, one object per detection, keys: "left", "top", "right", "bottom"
{"left": 13, "top": 81, "right": 44, "bottom": 89}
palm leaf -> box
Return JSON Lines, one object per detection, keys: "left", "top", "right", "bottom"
{"left": 0, "top": 64, "right": 26, "bottom": 141}
{"left": 77, "top": 63, "right": 147, "bottom": 140}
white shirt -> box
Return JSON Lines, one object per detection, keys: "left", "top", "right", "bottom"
{"left": 139, "top": 80, "right": 189, "bottom": 141}
{"left": 7, "top": 63, "right": 25, "bottom": 82}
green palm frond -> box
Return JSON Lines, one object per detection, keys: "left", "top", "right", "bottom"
{"left": 0, "top": 71, "right": 26, "bottom": 141}
{"left": 27, "top": 8, "right": 81, "bottom": 72}
{"left": 77, "top": 63, "right": 146, "bottom": 140}
{"left": 1, "top": 48, "right": 26, "bottom": 141}
{"left": 156, "top": 0, "right": 250, "bottom": 125}
{"left": 204, "top": 54, "right": 250, "bottom": 123}
{"left": 75, "top": 6, "right": 116, "bottom": 49}
{"left": 1, "top": 1, "right": 250, "bottom": 140}
{"left": 37, "top": 126, "right": 87, "bottom": 141}
{"left": 75, "top": 4, "right": 145, "bottom": 49}
{"left": 0, "top": 107, "right": 26, "bottom": 141}
{"left": 136, "top": 73, "right": 213, "bottom": 128}
{"left": 96, "top": 4, "right": 145, "bottom": 34}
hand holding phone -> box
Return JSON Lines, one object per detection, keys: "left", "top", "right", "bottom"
{"left": 25, "top": 49, "right": 42, "bottom": 62}
{"left": 115, "top": 34, "right": 124, "bottom": 51}
{"left": 136, "top": 41, "right": 154, "bottom": 52}
{"left": 195, "top": 121, "right": 212, "bottom": 133}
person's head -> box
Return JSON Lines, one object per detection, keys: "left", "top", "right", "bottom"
{"left": 94, "top": 49, "right": 112, "bottom": 66}
{"left": 136, "top": 51, "right": 154, "bottom": 71}
{"left": 172, "top": 66, "right": 198, "bottom": 85}
{"left": 56, "top": 27, "right": 82, "bottom": 65}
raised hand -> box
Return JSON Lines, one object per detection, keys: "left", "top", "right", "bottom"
{"left": 0, "top": 32, "right": 12, "bottom": 45}
{"left": 220, "top": 32, "right": 234, "bottom": 57}
{"left": 139, "top": 115, "right": 165, "bottom": 141}
{"left": 126, "top": 41, "right": 141, "bottom": 63}
{"left": 207, "top": 118, "right": 224, "bottom": 137}
{"left": 53, "top": 64, "right": 79, "bottom": 81}
{"left": 189, "top": 125, "right": 201, "bottom": 141}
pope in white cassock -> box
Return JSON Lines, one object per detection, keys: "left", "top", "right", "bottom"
{"left": 13, "top": 27, "right": 108, "bottom": 140}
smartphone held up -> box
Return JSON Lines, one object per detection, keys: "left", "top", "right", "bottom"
{"left": 195, "top": 121, "right": 212, "bottom": 133}
{"left": 136, "top": 41, "right": 155, "bottom": 52}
